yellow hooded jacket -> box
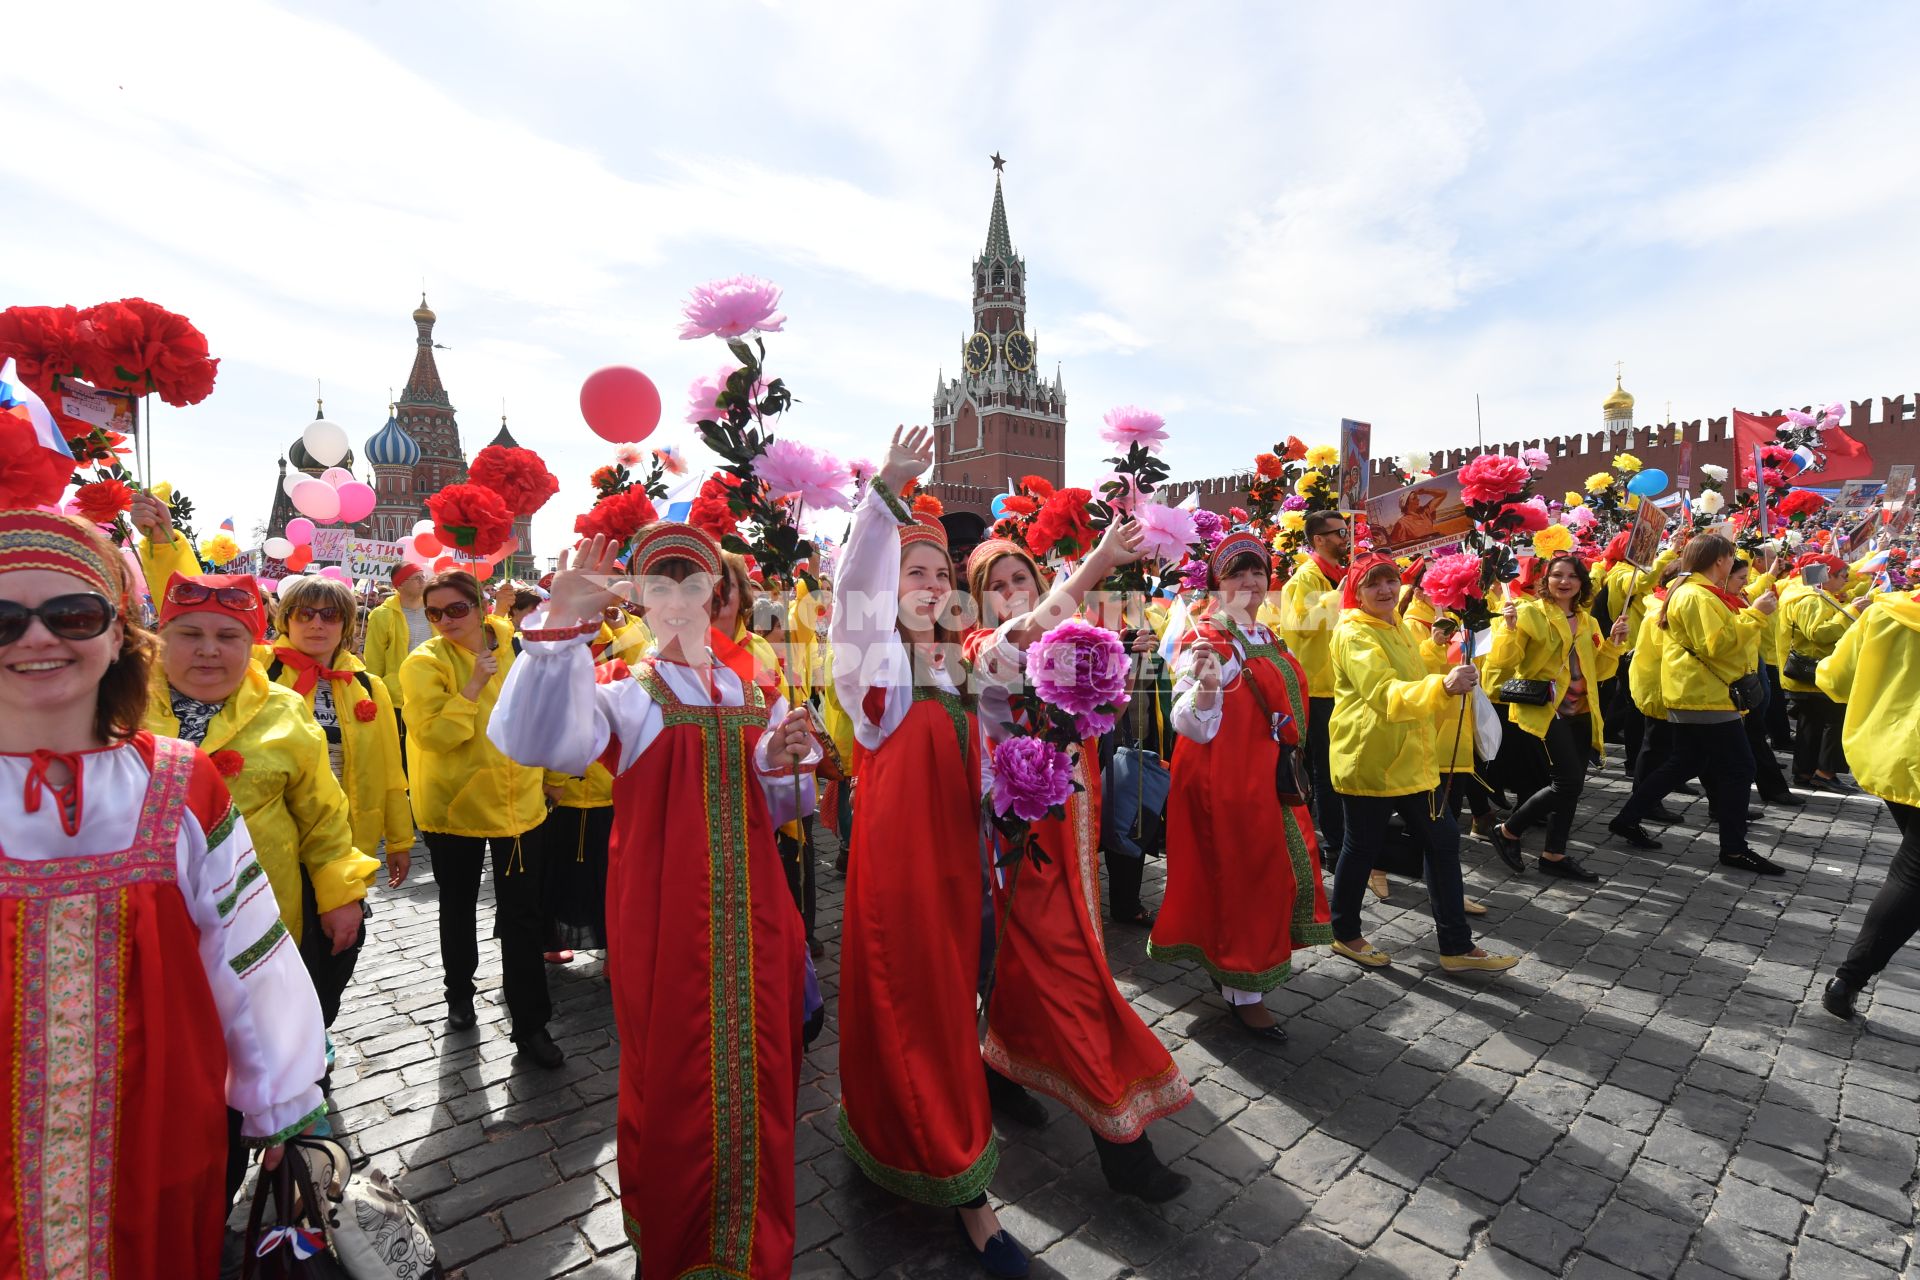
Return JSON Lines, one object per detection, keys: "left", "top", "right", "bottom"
{"left": 260, "top": 645, "right": 414, "bottom": 866}
{"left": 1329, "top": 611, "right": 1455, "bottom": 798}
{"left": 361, "top": 594, "right": 422, "bottom": 709}
{"left": 136, "top": 526, "right": 203, "bottom": 602}
{"left": 1603, "top": 549, "right": 1676, "bottom": 651}
{"left": 1419, "top": 634, "right": 1476, "bottom": 774}
{"left": 1779, "top": 579, "right": 1855, "bottom": 694}
{"left": 1816, "top": 593, "right": 1920, "bottom": 808}
{"left": 1279, "top": 557, "right": 1343, "bottom": 697}
{"left": 1658, "top": 578, "right": 1767, "bottom": 713}
{"left": 147, "top": 667, "right": 377, "bottom": 941}
{"left": 1629, "top": 605, "right": 1670, "bottom": 721}
{"left": 399, "top": 615, "right": 545, "bottom": 838}
{"left": 1486, "top": 597, "right": 1623, "bottom": 752}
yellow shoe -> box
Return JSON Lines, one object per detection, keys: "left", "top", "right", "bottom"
{"left": 1367, "top": 871, "right": 1390, "bottom": 899}
{"left": 1332, "top": 940, "right": 1393, "bottom": 967}
{"left": 1463, "top": 899, "right": 1488, "bottom": 916}
{"left": 1439, "top": 951, "right": 1519, "bottom": 973}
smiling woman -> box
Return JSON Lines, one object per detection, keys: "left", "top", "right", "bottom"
{"left": 0, "top": 510, "right": 330, "bottom": 1279}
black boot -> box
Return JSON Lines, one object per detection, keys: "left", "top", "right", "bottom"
{"left": 1091, "top": 1130, "right": 1190, "bottom": 1203}
{"left": 1821, "top": 977, "right": 1858, "bottom": 1021}
{"left": 985, "top": 1066, "right": 1048, "bottom": 1128}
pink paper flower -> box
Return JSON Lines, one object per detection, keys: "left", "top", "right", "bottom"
{"left": 1029, "top": 619, "right": 1130, "bottom": 723}
{"left": 1784, "top": 409, "right": 1819, "bottom": 428}
{"left": 755, "top": 438, "right": 851, "bottom": 511}
{"left": 1421, "top": 552, "right": 1485, "bottom": 613}
{"left": 1494, "top": 497, "right": 1550, "bottom": 534}
{"left": 614, "top": 444, "right": 645, "bottom": 467}
{"left": 1132, "top": 501, "right": 1197, "bottom": 562}
{"left": 1521, "top": 447, "right": 1551, "bottom": 472}
{"left": 1459, "top": 453, "right": 1531, "bottom": 506}
{"left": 1191, "top": 509, "right": 1225, "bottom": 550}
{"left": 686, "top": 364, "right": 767, "bottom": 423}
{"left": 678, "top": 276, "right": 787, "bottom": 341}
{"left": 1563, "top": 504, "right": 1597, "bottom": 531}
{"left": 991, "top": 736, "right": 1074, "bottom": 823}
{"left": 1178, "top": 559, "right": 1209, "bottom": 592}
{"left": 652, "top": 445, "right": 688, "bottom": 475}
{"left": 1100, "top": 405, "right": 1168, "bottom": 452}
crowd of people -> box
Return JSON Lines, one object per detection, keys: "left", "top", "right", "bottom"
{"left": 4, "top": 424, "right": 1918, "bottom": 1279}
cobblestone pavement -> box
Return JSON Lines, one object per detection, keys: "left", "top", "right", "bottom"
{"left": 321, "top": 761, "right": 1920, "bottom": 1280}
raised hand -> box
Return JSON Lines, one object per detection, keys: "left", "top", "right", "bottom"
{"left": 879, "top": 425, "right": 935, "bottom": 493}
{"left": 1094, "top": 518, "right": 1147, "bottom": 569}
{"left": 1503, "top": 602, "right": 1520, "bottom": 630}
{"left": 1609, "top": 615, "right": 1631, "bottom": 645}
{"left": 547, "top": 535, "right": 625, "bottom": 628}
{"left": 130, "top": 492, "right": 171, "bottom": 542}
{"left": 1753, "top": 588, "right": 1779, "bottom": 617}
{"left": 463, "top": 651, "right": 499, "bottom": 699}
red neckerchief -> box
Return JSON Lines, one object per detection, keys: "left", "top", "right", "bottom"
{"left": 1310, "top": 553, "right": 1346, "bottom": 587}
{"left": 1700, "top": 581, "right": 1751, "bottom": 613}
{"left": 273, "top": 646, "right": 352, "bottom": 696}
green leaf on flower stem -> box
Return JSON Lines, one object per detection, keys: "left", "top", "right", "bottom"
{"left": 721, "top": 534, "right": 753, "bottom": 556}
{"left": 726, "top": 338, "right": 757, "bottom": 370}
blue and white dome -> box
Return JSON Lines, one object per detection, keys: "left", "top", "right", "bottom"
{"left": 364, "top": 413, "right": 421, "bottom": 468}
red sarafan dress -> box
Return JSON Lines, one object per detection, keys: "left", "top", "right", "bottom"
{"left": 0, "top": 733, "right": 327, "bottom": 1280}
{"left": 1149, "top": 615, "right": 1334, "bottom": 988}
{"left": 490, "top": 638, "right": 810, "bottom": 1278}
{"left": 827, "top": 487, "right": 996, "bottom": 1205}
{"left": 964, "top": 626, "right": 1193, "bottom": 1141}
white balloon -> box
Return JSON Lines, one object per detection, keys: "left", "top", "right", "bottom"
{"left": 263, "top": 537, "right": 294, "bottom": 559}
{"left": 412, "top": 518, "right": 436, "bottom": 537}
{"left": 303, "top": 418, "right": 350, "bottom": 467}
{"left": 284, "top": 473, "right": 303, "bottom": 498}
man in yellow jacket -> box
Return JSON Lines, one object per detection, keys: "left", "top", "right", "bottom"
{"left": 1815, "top": 591, "right": 1920, "bottom": 1019}
{"left": 1278, "top": 510, "right": 1351, "bottom": 854}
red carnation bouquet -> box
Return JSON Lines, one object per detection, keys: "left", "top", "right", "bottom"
{"left": 72, "top": 298, "right": 220, "bottom": 407}
{"left": 1025, "top": 487, "right": 1096, "bottom": 560}
{"left": 574, "top": 488, "right": 660, "bottom": 546}
{"left": 689, "top": 471, "right": 745, "bottom": 542}
{"left": 428, "top": 483, "right": 515, "bottom": 556}
{"left": 1776, "top": 490, "right": 1826, "bottom": 523}
{"left": 468, "top": 445, "right": 559, "bottom": 517}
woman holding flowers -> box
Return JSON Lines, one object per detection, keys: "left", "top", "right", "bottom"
{"left": 831, "top": 426, "right": 1030, "bottom": 1276}
{"left": 1152, "top": 530, "right": 1333, "bottom": 1039}
{"left": 964, "top": 528, "right": 1194, "bottom": 1204}
{"left": 491, "top": 522, "right": 816, "bottom": 1280}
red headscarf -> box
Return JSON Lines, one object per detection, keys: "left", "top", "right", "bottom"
{"left": 1341, "top": 553, "right": 1401, "bottom": 611}
{"left": 157, "top": 572, "right": 266, "bottom": 641}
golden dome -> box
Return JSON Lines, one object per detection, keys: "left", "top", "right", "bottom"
{"left": 413, "top": 292, "right": 436, "bottom": 324}
{"left": 1602, "top": 373, "right": 1634, "bottom": 416}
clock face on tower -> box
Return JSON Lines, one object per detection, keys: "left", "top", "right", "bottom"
{"left": 965, "top": 332, "right": 991, "bottom": 373}
{"left": 1005, "top": 331, "right": 1033, "bottom": 372}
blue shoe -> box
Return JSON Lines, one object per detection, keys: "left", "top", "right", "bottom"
{"left": 955, "top": 1212, "right": 1029, "bottom": 1278}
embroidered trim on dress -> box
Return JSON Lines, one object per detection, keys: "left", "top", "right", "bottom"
{"left": 980, "top": 1037, "right": 1192, "bottom": 1143}
{"left": 251, "top": 1101, "right": 332, "bottom": 1150}
{"left": 230, "top": 919, "right": 289, "bottom": 978}
{"left": 912, "top": 683, "right": 971, "bottom": 761}
{"left": 836, "top": 1107, "right": 998, "bottom": 1206}
{"left": 216, "top": 860, "right": 266, "bottom": 919}
{"left": 1142, "top": 941, "right": 1294, "bottom": 993}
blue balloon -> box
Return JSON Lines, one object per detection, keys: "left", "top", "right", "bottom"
{"left": 1626, "top": 468, "right": 1668, "bottom": 498}
{"left": 990, "top": 493, "right": 1010, "bottom": 519}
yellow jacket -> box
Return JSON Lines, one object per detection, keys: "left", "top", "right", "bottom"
{"left": 1329, "top": 611, "right": 1455, "bottom": 797}
{"left": 1658, "top": 578, "right": 1767, "bottom": 713}
{"left": 1630, "top": 606, "right": 1670, "bottom": 720}
{"left": 1816, "top": 593, "right": 1920, "bottom": 807}
{"left": 1419, "top": 635, "right": 1476, "bottom": 773}
{"left": 1487, "top": 598, "right": 1622, "bottom": 751}
{"left": 136, "top": 527, "right": 203, "bottom": 602}
{"left": 261, "top": 645, "right": 413, "bottom": 865}
{"left": 1779, "top": 579, "right": 1855, "bottom": 693}
{"left": 1403, "top": 596, "right": 1437, "bottom": 645}
{"left": 147, "top": 667, "right": 377, "bottom": 941}
{"left": 1745, "top": 571, "right": 1785, "bottom": 669}
{"left": 1604, "top": 550, "right": 1675, "bottom": 651}
{"left": 361, "top": 595, "right": 423, "bottom": 709}
{"left": 399, "top": 615, "right": 545, "bottom": 838}
{"left": 1279, "top": 558, "right": 1343, "bottom": 696}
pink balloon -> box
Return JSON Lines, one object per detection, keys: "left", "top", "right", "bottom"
{"left": 285, "top": 517, "right": 316, "bottom": 547}
{"left": 320, "top": 467, "right": 355, "bottom": 489}
{"left": 580, "top": 367, "right": 662, "bottom": 444}
{"left": 319, "top": 566, "right": 352, "bottom": 585}
{"left": 290, "top": 478, "right": 342, "bottom": 522}
{"left": 259, "top": 578, "right": 280, "bottom": 593}
{"left": 335, "top": 482, "right": 377, "bottom": 524}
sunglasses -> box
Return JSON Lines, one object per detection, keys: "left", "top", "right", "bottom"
{"left": 290, "top": 606, "right": 345, "bottom": 624}
{"left": 424, "top": 600, "right": 475, "bottom": 624}
{"left": 0, "top": 593, "right": 117, "bottom": 646}
{"left": 166, "top": 581, "right": 259, "bottom": 611}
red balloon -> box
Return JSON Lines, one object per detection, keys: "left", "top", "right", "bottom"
{"left": 433, "top": 556, "right": 457, "bottom": 573}
{"left": 413, "top": 532, "right": 442, "bottom": 557}
{"left": 580, "top": 366, "right": 662, "bottom": 444}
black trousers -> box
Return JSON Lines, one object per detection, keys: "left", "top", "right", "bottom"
{"left": 1618, "top": 719, "right": 1754, "bottom": 858}
{"left": 425, "top": 830, "right": 552, "bottom": 1039}
{"left": 1742, "top": 683, "right": 1793, "bottom": 801}
{"left": 1444, "top": 772, "right": 1496, "bottom": 821}
{"left": 298, "top": 871, "right": 365, "bottom": 1029}
{"left": 1764, "top": 664, "right": 1793, "bottom": 749}
{"left": 1306, "top": 696, "right": 1344, "bottom": 857}
{"left": 1788, "top": 690, "right": 1846, "bottom": 778}
{"left": 1332, "top": 791, "right": 1472, "bottom": 955}
{"left": 779, "top": 815, "right": 818, "bottom": 943}
{"left": 1837, "top": 802, "right": 1920, "bottom": 987}
{"left": 1506, "top": 713, "right": 1590, "bottom": 854}
{"left": 1105, "top": 846, "right": 1147, "bottom": 921}
{"left": 1610, "top": 654, "right": 1647, "bottom": 771}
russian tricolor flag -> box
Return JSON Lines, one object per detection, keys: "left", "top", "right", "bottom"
{"left": 0, "top": 358, "right": 70, "bottom": 459}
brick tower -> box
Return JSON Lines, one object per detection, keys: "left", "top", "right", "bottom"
{"left": 400, "top": 295, "right": 467, "bottom": 500}
{"left": 929, "top": 156, "right": 1068, "bottom": 542}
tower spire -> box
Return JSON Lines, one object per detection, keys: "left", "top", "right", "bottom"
{"left": 984, "top": 166, "right": 1013, "bottom": 261}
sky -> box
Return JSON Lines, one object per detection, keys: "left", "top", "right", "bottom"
{"left": 6, "top": 1, "right": 1919, "bottom": 560}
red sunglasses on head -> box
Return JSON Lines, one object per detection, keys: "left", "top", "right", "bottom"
{"left": 166, "top": 580, "right": 259, "bottom": 611}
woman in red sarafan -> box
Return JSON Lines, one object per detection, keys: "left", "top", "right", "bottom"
{"left": 1150, "top": 530, "right": 1334, "bottom": 1037}
{"left": 0, "top": 510, "right": 326, "bottom": 1278}
{"left": 963, "top": 529, "right": 1195, "bottom": 1204}
{"left": 829, "top": 427, "right": 1030, "bottom": 1276}
{"left": 489, "top": 520, "right": 817, "bottom": 1278}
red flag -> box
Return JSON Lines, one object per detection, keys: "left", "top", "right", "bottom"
{"left": 1816, "top": 425, "right": 1876, "bottom": 482}
{"left": 1733, "top": 410, "right": 1783, "bottom": 486}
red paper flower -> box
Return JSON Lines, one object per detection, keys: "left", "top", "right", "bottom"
{"left": 353, "top": 699, "right": 379, "bottom": 723}
{"left": 1777, "top": 490, "right": 1825, "bottom": 520}
{"left": 428, "top": 483, "right": 514, "bottom": 556}
{"left": 1460, "top": 454, "right": 1531, "bottom": 506}
{"left": 210, "top": 749, "right": 244, "bottom": 778}
{"left": 72, "top": 298, "right": 219, "bottom": 406}
{"left": 590, "top": 464, "right": 623, "bottom": 495}
{"left": 1019, "top": 475, "right": 1055, "bottom": 501}
{"left": 689, "top": 471, "right": 743, "bottom": 542}
{"left": 1229, "top": 506, "right": 1249, "bottom": 523}
{"left": 999, "top": 494, "right": 1037, "bottom": 518}
{"left": 573, "top": 488, "right": 660, "bottom": 545}
{"left": 0, "top": 415, "right": 75, "bottom": 508}
{"left": 1760, "top": 468, "right": 1787, "bottom": 491}
{"left": 912, "top": 492, "right": 945, "bottom": 519}
{"left": 1282, "top": 436, "right": 1309, "bottom": 463}
{"left": 72, "top": 477, "right": 133, "bottom": 525}
{"left": 468, "top": 444, "right": 559, "bottom": 518}
{"left": 1025, "top": 488, "right": 1096, "bottom": 560}
{"left": 1254, "top": 453, "right": 1284, "bottom": 478}
{"left": 1492, "top": 498, "right": 1549, "bottom": 534}
{"left": 0, "top": 305, "right": 81, "bottom": 394}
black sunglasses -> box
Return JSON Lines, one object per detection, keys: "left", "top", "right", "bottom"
{"left": 423, "top": 600, "right": 475, "bottom": 624}
{"left": 0, "top": 593, "right": 117, "bottom": 646}
{"left": 290, "top": 605, "right": 345, "bottom": 624}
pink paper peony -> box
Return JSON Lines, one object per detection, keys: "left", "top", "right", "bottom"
{"left": 1459, "top": 453, "right": 1531, "bottom": 506}
{"left": 1132, "top": 501, "right": 1197, "bottom": 562}
{"left": 614, "top": 444, "right": 645, "bottom": 467}
{"left": 1100, "top": 405, "right": 1168, "bottom": 451}
{"left": 1028, "top": 619, "right": 1130, "bottom": 720}
{"left": 1521, "top": 447, "right": 1551, "bottom": 472}
{"left": 686, "top": 363, "right": 767, "bottom": 423}
{"left": 678, "top": 276, "right": 787, "bottom": 341}
{"left": 756, "top": 438, "right": 852, "bottom": 511}
{"left": 1191, "top": 508, "right": 1225, "bottom": 550}
{"left": 991, "top": 736, "right": 1075, "bottom": 823}
{"left": 1563, "top": 504, "right": 1597, "bottom": 531}
{"left": 1178, "top": 559, "right": 1209, "bottom": 592}
{"left": 1420, "top": 552, "right": 1485, "bottom": 613}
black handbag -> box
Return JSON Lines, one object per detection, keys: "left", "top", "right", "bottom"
{"left": 1729, "top": 671, "right": 1768, "bottom": 713}
{"left": 1497, "top": 678, "right": 1555, "bottom": 706}
{"left": 1783, "top": 651, "right": 1820, "bottom": 683}
{"left": 241, "top": 1143, "right": 353, "bottom": 1280}
{"left": 1244, "top": 658, "right": 1310, "bottom": 804}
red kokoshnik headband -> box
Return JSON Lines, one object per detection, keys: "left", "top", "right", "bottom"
{"left": 1207, "top": 530, "right": 1270, "bottom": 580}
{"left": 0, "top": 509, "right": 131, "bottom": 613}
{"left": 899, "top": 516, "right": 949, "bottom": 552}
{"left": 628, "top": 522, "right": 723, "bottom": 578}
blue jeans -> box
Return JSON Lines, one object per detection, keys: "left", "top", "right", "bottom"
{"left": 1332, "top": 790, "right": 1474, "bottom": 955}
